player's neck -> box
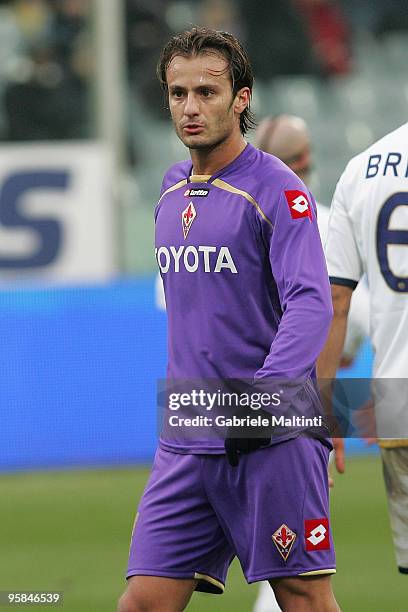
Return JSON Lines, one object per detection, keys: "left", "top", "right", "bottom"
{"left": 190, "top": 133, "right": 247, "bottom": 176}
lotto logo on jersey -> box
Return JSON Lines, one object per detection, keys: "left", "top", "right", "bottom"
{"left": 184, "top": 188, "right": 209, "bottom": 197}
{"left": 285, "top": 190, "right": 312, "bottom": 220}
{"left": 305, "top": 518, "right": 330, "bottom": 551}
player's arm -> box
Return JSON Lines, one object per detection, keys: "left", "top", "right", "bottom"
{"left": 255, "top": 186, "right": 333, "bottom": 381}
{"left": 316, "top": 284, "right": 352, "bottom": 476}
{"left": 317, "top": 284, "right": 353, "bottom": 379}
{"left": 225, "top": 183, "right": 332, "bottom": 467}
{"left": 317, "top": 169, "right": 363, "bottom": 474}
{"left": 318, "top": 169, "right": 364, "bottom": 363}
{"left": 316, "top": 202, "right": 369, "bottom": 367}
{"left": 341, "top": 281, "right": 369, "bottom": 366}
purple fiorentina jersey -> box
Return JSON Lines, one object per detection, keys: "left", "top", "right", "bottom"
{"left": 155, "top": 143, "right": 332, "bottom": 453}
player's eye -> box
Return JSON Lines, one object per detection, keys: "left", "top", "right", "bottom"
{"left": 200, "top": 89, "right": 213, "bottom": 97}
{"left": 171, "top": 90, "right": 184, "bottom": 99}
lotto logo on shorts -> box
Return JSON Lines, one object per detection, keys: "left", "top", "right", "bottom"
{"left": 284, "top": 190, "right": 312, "bottom": 220}
{"left": 305, "top": 518, "right": 330, "bottom": 551}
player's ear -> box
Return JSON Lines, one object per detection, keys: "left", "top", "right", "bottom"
{"left": 234, "top": 87, "right": 251, "bottom": 115}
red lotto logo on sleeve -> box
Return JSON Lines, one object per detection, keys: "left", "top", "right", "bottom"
{"left": 285, "top": 190, "right": 312, "bottom": 220}
{"left": 305, "top": 518, "right": 330, "bottom": 551}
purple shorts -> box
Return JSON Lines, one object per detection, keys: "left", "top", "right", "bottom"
{"left": 127, "top": 437, "right": 336, "bottom": 594}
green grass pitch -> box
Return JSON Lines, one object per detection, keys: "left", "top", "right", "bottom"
{"left": 0, "top": 455, "right": 405, "bottom": 611}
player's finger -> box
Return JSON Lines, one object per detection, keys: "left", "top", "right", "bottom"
{"left": 333, "top": 438, "right": 345, "bottom": 473}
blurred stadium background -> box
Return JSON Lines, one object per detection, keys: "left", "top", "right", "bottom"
{"left": 0, "top": 1, "right": 407, "bottom": 610}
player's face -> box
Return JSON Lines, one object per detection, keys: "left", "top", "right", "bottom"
{"left": 166, "top": 52, "right": 247, "bottom": 150}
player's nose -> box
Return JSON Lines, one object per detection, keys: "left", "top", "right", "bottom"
{"left": 184, "top": 93, "right": 200, "bottom": 117}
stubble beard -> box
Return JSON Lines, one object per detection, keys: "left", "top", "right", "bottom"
{"left": 184, "top": 132, "right": 229, "bottom": 151}
{"left": 176, "top": 122, "right": 233, "bottom": 152}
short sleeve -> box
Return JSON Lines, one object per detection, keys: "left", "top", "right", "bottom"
{"left": 325, "top": 170, "right": 363, "bottom": 289}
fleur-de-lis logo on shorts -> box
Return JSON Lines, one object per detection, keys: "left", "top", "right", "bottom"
{"left": 272, "top": 524, "right": 297, "bottom": 561}
{"left": 182, "top": 202, "right": 197, "bottom": 239}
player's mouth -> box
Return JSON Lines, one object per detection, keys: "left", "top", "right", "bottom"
{"left": 183, "top": 124, "right": 204, "bottom": 135}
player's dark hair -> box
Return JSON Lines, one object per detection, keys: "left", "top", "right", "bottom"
{"left": 157, "top": 26, "right": 256, "bottom": 135}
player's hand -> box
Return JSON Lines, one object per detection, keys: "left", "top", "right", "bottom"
{"left": 327, "top": 439, "right": 345, "bottom": 487}
{"left": 339, "top": 355, "right": 355, "bottom": 369}
{"left": 333, "top": 437, "right": 345, "bottom": 475}
{"left": 351, "top": 399, "right": 377, "bottom": 441}
{"left": 225, "top": 435, "right": 271, "bottom": 467}
{"left": 224, "top": 408, "right": 272, "bottom": 467}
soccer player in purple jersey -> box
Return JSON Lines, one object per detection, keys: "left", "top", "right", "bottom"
{"left": 118, "top": 28, "right": 340, "bottom": 612}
